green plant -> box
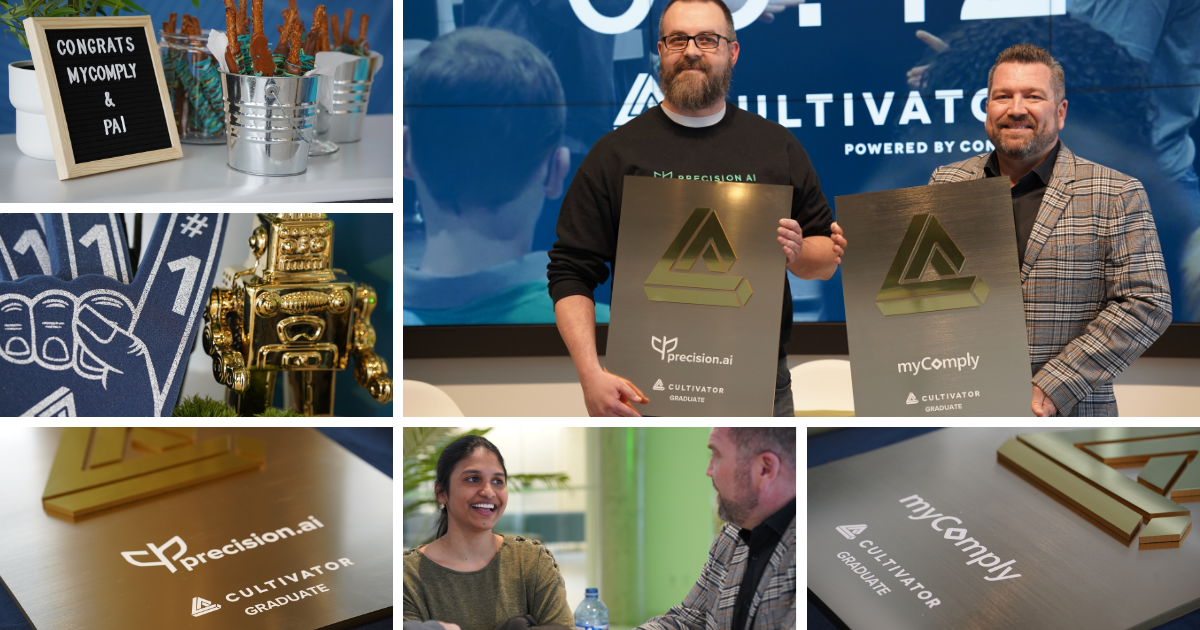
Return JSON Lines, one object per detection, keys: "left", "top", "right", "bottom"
{"left": 403, "top": 427, "right": 570, "bottom": 547}
{"left": 254, "top": 407, "right": 304, "bottom": 417}
{"left": 172, "top": 394, "right": 238, "bottom": 417}
{"left": 0, "top": 0, "right": 147, "bottom": 49}
{"left": 172, "top": 394, "right": 305, "bottom": 417}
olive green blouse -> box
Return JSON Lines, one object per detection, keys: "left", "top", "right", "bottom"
{"left": 403, "top": 535, "right": 574, "bottom": 630}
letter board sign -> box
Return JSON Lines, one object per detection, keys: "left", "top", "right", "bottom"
{"left": 23, "top": 16, "right": 182, "bottom": 180}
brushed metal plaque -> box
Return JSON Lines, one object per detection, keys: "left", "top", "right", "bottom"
{"left": 0, "top": 428, "right": 392, "bottom": 630}
{"left": 604, "top": 175, "right": 791, "bottom": 417}
{"left": 809, "top": 428, "right": 1200, "bottom": 630}
{"left": 835, "top": 179, "right": 1030, "bottom": 416}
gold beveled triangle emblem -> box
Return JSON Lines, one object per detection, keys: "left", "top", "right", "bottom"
{"left": 643, "top": 208, "right": 753, "bottom": 307}
{"left": 42, "top": 428, "right": 265, "bottom": 522}
{"left": 876, "top": 214, "right": 989, "bottom": 316}
{"left": 997, "top": 428, "right": 1200, "bottom": 549}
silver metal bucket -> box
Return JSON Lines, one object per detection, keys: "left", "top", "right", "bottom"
{"left": 315, "top": 56, "right": 373, "bottom": 143}
{"left": 222, "top": 72, "right": 320, "bottom": 176}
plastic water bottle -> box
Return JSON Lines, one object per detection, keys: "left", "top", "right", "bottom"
{"left": 574, "top": 588, "right": 609, "bottom": 630}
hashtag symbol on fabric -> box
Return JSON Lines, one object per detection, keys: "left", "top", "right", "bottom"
{"left": 180, "top": 214, "right": 208, "bottom": 238}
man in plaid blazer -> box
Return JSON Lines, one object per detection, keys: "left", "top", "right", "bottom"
{"left": 929, "top": 44, "right": 1171, "bottom": 417}
{"left": 638, "top": 428, "right": 796, "bottom": 630}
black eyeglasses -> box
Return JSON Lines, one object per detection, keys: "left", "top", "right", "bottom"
{"left": 660, "top": 33, "right": 732, "bottom": 51}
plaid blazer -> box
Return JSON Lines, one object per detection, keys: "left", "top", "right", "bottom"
{"left": 637, "top": 516, "right": 796, "bottom": 630}
{"left": 929, "top": 144, "right": 1172, "bottom": 416}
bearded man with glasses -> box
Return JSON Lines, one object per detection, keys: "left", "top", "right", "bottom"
{"left": 548, "top": 0, "right": 848, "bottom": 417}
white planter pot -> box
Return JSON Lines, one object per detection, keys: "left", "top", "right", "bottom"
{"left": 8, "top": 61, "right": 55, "bottom": 161}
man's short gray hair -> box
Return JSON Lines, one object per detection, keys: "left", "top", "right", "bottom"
{"left": 729, "top": 427, "right": 795, "bottom": 471}
{"left": 988, "top": 43, "right": 1066, "bottom": 103}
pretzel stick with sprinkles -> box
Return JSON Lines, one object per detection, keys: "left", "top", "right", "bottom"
{"left": 285, "top": 19, "right": 303, "bottom": 75}
{"left": 249, "top": 0, "right": 275, "bottom": 76}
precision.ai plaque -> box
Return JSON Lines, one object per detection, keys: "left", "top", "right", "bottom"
{"left": 0, "top": 428, "right": 392, "bottom": 630}
{"left": 605, "top": 176, "right": 791, "bottom": 417}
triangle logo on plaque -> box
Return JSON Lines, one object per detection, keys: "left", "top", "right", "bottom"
{"left": 906, "top": 392, "right": 918, "bottom": 405}
{"left": 644, "top": 208, "right": 753, "bottom": 307}
{"left": 42, "top": 428, "right": 265, "bottom": 522}
{"left": 875, "top": 214, "right": 989, "bottom": 316}
{"left": 999, "top": 429, "right": 1200, "bottom": 549}
{"left": 191, "top": 597, "right": 221, "bottom": 617}
{"left": 836, "top": 524, "right": 867, "bottom": 539}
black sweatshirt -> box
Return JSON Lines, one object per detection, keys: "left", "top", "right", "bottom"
{"left": 547, "top": 103, "right": 835, "bottom": 354}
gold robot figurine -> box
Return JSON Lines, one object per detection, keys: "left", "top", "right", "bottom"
{"left": 203, "top": 213, "right": 392, "bottom": 416}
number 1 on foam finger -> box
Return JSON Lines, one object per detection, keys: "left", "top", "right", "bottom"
{"left": 167, "top": 256, "right": 200, "bottom": 316}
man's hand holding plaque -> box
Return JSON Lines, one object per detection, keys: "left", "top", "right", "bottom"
{"left": 777, "top": 219, "right": 846, "bottom": 279}
{"left": 582, "top": 368, "right": 648, "bottom": 417}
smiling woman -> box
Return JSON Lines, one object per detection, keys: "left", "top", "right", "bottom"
{"left": 403, "top": 435, "right": 575, "bottom": 630}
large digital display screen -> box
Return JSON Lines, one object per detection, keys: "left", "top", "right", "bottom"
{"left": 402, "top": 0, "right": 1200, "bottom": 326}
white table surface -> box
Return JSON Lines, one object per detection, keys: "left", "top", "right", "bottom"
{"left": 0, "top": 114, "right": 393, "bottom": 203}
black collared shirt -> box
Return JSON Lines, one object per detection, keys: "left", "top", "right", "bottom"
{"left": 983, "top": 140, "right": 1060, "bottom": 267}
{"left": 731, "top": 498, "right": 796, "bottom": 630}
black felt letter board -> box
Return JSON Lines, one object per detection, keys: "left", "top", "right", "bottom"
{"left": 45, "top": 27, "right": 173, "bottom": 164}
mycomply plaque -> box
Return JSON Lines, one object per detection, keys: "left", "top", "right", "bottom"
{"left": 0, "top": 427, "right": 391, "bottom": 630}
{"left": 835, "top": 178, "right": 1030, "bottom": 416}
{"left": 604, "top": 176, "right": 791, "bottom": 416}
{"left": 808, "top": 427, "right": 1200, "bottom": 630}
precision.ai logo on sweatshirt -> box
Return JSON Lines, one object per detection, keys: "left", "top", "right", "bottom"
{"left": 121, "top": 516, "right": 326, "bottom": 573}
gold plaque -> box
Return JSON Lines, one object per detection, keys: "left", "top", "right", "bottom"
{"left": 0, "top": 428, "right": 392, "bottom": 629}
{"left": 876, "top": 214, "right": 989, "bottom": 316}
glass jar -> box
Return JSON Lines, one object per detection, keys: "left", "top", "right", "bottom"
{"left": 158, "top": 30, "right": 226, "bottom": 144}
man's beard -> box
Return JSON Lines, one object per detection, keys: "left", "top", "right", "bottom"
{"left": 715, "top": 467, "right": 758, "bottom": 526}
{"left": 988, "top": 114, "right": 1057, "bottom": 160}
{"left": 660, "top": 54, "right": 732, "bottom": 112}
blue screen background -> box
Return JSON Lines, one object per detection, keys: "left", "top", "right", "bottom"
{"left": 403, "top": 0, "right": 1200, "bottom": 326}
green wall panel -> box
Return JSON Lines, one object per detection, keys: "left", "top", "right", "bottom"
{"left": 644, "top": 427, "right": 716, "bottom": 616}
{"left": 598, "top": 427, "right": 716, "bottom": 623}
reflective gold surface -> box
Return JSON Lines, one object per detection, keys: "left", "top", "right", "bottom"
{"left": 41, "top": 426, "right": 265, "bottom": 521}
{"left": 1083, "top": 435, "right": 1200, "bottom": 467}
{"left": 1172, "top": 461, "right": 1200, "bottom": 502}
{"left": 643, "top": 207, "right": 753, "bottom": 307}
{"left": 1139, "top": 515, "right": 1192, "bottom": 547}
{"left": 998, "top": 428, "right": 1200, "bottom": 549}
{"left": 203, "top": 213, "right": 392, "bottom": 415}
{"left": 997, "top": 437, "right": 1143, "bottom": 541}
{"left": 1020, "top": 430, "right": 1190, "bottom": 518}
{"left": 0, "top": 428, "right": 392, "bottom": 630}
{"left": 1138, "top": 455, "right": 1189, "bottom": 495}
{"left": 875, "top": 214, "right": 989, "bottom": 315}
